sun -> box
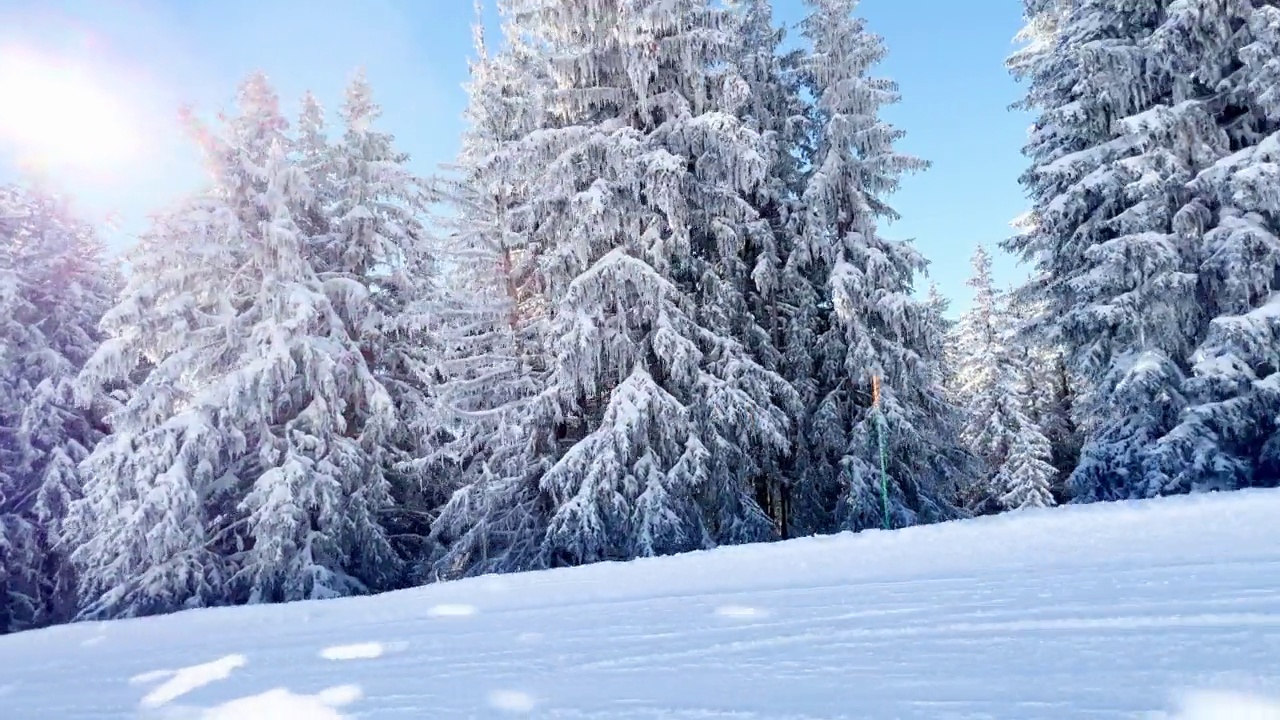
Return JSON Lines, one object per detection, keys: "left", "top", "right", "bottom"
{"left": 0, "top": 44, "right": 142, "bottom": 177}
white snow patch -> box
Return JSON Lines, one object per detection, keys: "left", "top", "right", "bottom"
{"left": 315, "top": 684, "right": 364, "bottom": 706}
{"left": 129, "top": 669, "right": 176, "bottom": 685}
{"left": 0, "top": 490, "right": 1278, "bottom": 718}
{"left": 715, "top": 604, "right": 768, "bottom": 619}
{"left": 81, "top": 634, "right": 105, "bottom": 647}
{"left": 202, "top": 685, "right": 359, "bottom": 720}
{"left": 1164, "top": 690, "right": 1280, "bottom": 720}
{"left": 488, "top": 689, "right": 537, "bottom": 713}
{"left": 320, "top": 642, "right": 385, "bottom": 661}
{"left": 139, "top": 654, "right": 247, "bottom": 709}
{"left": 427, "top": 603, "right": 477, "bottom": 617}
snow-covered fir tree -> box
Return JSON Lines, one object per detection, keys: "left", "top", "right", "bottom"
{"left": 66, "top": 73, "right": 401, "bottom": 619}
{"left": 951, "top": 246, "right": 1021, "bottom": 511}
{"left": 726, "top": 0, "right": 817, "bottom": 538}
{"left": 1141, "top": 1, "right": 1280, "bottom": 494}
{"left": 995, "top": 379, "right": 1059, "bottom": 511}
{"left": 928, "top": 282, "right": 961, "bottom": 402}
{"left": 530, "top": 0, "right": 805, "bottom": 562}
{"left": 951, "top": 247, "right": 1058, "bottom": 512}
{"left": 1010, "top": 0, "right": 1280, "bottom": 500}
{"left": 292, "top": 90, "right": 339, "bottom": 248}
{"left": 796, "top": 0, "right": 965, "bottom": 531}
{"left": 0, "top": 185, "right": 116, "bottom": 632}
{"left": 427, "top": 3, "right": 554, "bottom": 579}
{"left": 1006, "top": 0, "right": 1211, "bottom": 501}
{"left": 434, "top": 0, "right": 803, "bottom": 575}
{"left": 1006, "top": 283, "right": 1079, "bottom": 499}
{"left": 321, "top": 71, "right": 443, "bottom": 569}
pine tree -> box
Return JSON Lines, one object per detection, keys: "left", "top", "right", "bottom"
{"left": 797, "top": 0, "right": 964, "bottom": 531}
{"left": 433, "top": 0, "right": 802, "bottom": 573}
{"left": 1006, "top": 0, "right": 1212, "bottom": 501}
{"left": 67, "top": 73, "right": 399, "bottom": 619}
{"left": 722, "top": 0, "right": 814, "bottom": 538}
{"left": 1142, "top": 1, "right": 1280, "bottom": 494}
{"left": 0, "top": 184, "right": 115, "bottom": 632}
{"left": 1006, "top": 285, "right": 1079, "bottom": 499}
{"left": 321, "top": 71, "right": 443, "bottom": 571}
{"left": 427, "top": 3, "right": 553, "bottom": 579}
{"left": 996, "top": 382, "right": 1059, "bottom": 511}
{"left": 1012, "top": 0, "right": 1280, "bottom": 500}
{"left": 951, "top": 246, "right": 1023, "bottom": 511}
{"left": 929, "top": 282, "right": 961, "bottom": 403}
{"left": 293, "top": 91, "right": 339, "bottom": 250}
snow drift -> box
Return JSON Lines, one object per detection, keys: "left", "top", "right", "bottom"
{"left": 1, "top": 490, "right": 1278, "bottom": 718}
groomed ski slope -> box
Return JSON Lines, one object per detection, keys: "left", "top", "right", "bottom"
{"left": 3, "top": 492, "right": 1280, "bottom": 719}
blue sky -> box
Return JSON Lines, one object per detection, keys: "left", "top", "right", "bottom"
{"left": 0, "top": 0, "right": 1032, "bottom": 313}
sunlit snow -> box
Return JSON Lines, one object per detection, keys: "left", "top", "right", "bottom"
{"left": 134, "top": 654, "right": 246, "bottom": 709}
{"left": 202, "top": 684, "right": 361, "bottom": 720}
{"left": 1, "top": 490, "right": 1279, "bottom": 718}
{"left": 713, "top": 605, "right": 769, "bottom": 619}
{"left": 488, "top": 689, "right": 539, "bottom": 713}
{"left": 1164, "top": 690, "right": 1280, "bottom": 720}
{"left": 320, "top": 642, "right": 386, "bottom": 661}
{"left": 427, "top": 603, "right": 478, "bottom": 617}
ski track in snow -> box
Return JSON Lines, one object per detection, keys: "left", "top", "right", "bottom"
{"left": 2, "top": 490, "right": 1280, "bottom": 718}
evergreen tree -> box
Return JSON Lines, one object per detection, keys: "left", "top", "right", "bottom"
{"left": 726, "top": 0, "right": 812, "bottom": 537}
{"left": 996, "top": 382, "right": 1059, "bottom": 511}
{"left": 1006, "top": 0, "right": 1209, "bottom": 501}
{"left": 797, "top": 0, "right": 964, "bottom": 531}
{"left": 0, "top": 185, "right": 115, "bottom": 632}
{"left": 1011, "top": 0, "right": 1280, "bottom": 500}
{"left": 323, "top": 71, "right": 443, "bottom": 570}
{"left": 1143, "top": 1, "right": 1280, "bottom": 494}
{"left": 67, "top": 73, "right": 399, "bottom": 619}
{"left": 537, "top": 0, "right": 803, "bottom": 562}
{"left": 1006, "top": 285, "right": 1080, "bottom": 500}
{"left": 293, "top": 91, "right": 339, "bottom": 251}
{"left": 428, "top": 2, "right": 553, "bottom": 579}
{"left": 951, "top": 248, "right": 1059, "bottom": 513}
{"left": 951, "top": 246, "right": 1022, "bottom": 511}
{"left": 929, "top": 282, "right": 961, "bottom": 404}
{"left": 434, "top": 0, "right": 802, "bottom": 574}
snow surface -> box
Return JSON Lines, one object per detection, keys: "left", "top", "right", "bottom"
{"left": 3, "top": 491, "right": 1280, "bottom": 718}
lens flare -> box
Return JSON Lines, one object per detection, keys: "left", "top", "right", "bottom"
{"left": 0, "top": 44, "right": 142, "bottom": 177}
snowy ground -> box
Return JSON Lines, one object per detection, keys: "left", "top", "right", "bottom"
{"left": 2, "top": 491, "right": 1280, "bottom": 719}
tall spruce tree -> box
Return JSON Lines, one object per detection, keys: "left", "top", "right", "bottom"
{"left": 1006, "top": 0, "right": 1208, "bottom": 501}
{"left": 322, "top": 71, "right": 443, "bottom": 570}
{"left": 1142, "top": 1, "right": 1280, "bottom": 494}
{"left": 0, "top": 185, "right": 115, "bottom": 632}
{"left": 952, "top": 246, "right": 1021, "bottom": 511}
{"left": 427, "top": 3, "right": 554, "bottom": 579}
{"left": 1006, "top": 285, "right": 1079, "bottom": 500}
{"left": 797, "top": 0, "right": 965, "bottom": 530}
{"left": 726, "top": 0, "right": 812, "bottom": 537}
{"left": 433, "top": 0, "right": 802, "bottom": 574}
{"left": 67, "top": 73, "right": 400, "bottom": 619}
{"left": 532, "top": 0, "right": 803, "bottom": 563}
{"left": 1010, "top": 0, "right": 1280, "bottom": 500}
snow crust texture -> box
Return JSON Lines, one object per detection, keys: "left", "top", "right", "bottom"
{"left": 1, "top": 490, "right": 1278, "bottom": 718}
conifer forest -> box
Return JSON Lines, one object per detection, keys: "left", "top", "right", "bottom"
{"left": 4, "top": 0, "right": 1280, "bottom": 634}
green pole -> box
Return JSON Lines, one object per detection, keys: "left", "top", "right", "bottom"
{"left": 876, "top": 409, "right": 890, "bottom": 530}
{"left": 873, "top": 375, "right": 891, "bottom": 530}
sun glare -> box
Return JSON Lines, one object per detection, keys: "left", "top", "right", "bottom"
{"left": 0, "top": 44, "right": 142, "bottom": 177}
